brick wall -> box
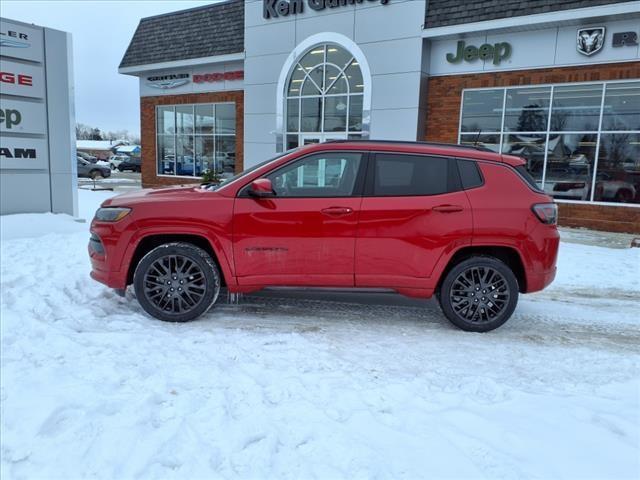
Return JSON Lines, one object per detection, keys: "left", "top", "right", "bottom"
{"left": 140, "top": 90, "right": 244, "bottom": 188}
{"left": 424, "top": 61, "right": 640, "bottom": 234}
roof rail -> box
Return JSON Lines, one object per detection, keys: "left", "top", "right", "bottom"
{"left": 323, "top": 139, "right": 494, "bottom": 152}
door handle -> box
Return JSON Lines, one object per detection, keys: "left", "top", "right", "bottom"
{"left": 321, "top": 206, "right": 353, "bottom": 216}
{"left": 432, "top": 204, "right": 464, "bottom": 213}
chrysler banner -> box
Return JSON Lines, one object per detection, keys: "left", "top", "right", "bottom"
{"left": 0, "top": 19, "right": 44, "bottom": 63}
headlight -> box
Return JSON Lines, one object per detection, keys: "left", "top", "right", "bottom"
{"left": 95, "top": 207, "right": 131, "bottom": 222}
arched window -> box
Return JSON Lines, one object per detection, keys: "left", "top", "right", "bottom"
{"left": 285, "top": 43, "right": 365, "bottom": 149}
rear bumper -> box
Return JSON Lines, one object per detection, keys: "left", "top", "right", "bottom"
{"left": 526, "top": 267, "right": 557, "bottom": 293}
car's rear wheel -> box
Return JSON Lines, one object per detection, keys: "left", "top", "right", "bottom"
{"left": 133, "top": 242, "right": 221, "bottom": 322}
{"left": 438, "top": 256, "right": 518, "bottom": 332}
{"left": 615, "top": 189, "right": 633, "bottom": 203}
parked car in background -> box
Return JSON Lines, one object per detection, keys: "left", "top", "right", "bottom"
{"left": 108, "top": 154, "right": 129, "bottom": 170}
{"left": 89, "top": 140, "right": 559, "bottom": 332}
{"left": 117, "top": 157, "right": 141, "bottom": 172}
{"left": 77, "top": 151, "right": 98, "bottom": 163}
{"left": 594, "top": 172, "right": 637, "bottom": 203}
{"left": 77, "top": 156, "right": 111, "bottom": 179}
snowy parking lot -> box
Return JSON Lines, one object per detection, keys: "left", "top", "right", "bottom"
{"left": 1, "top": 189, "right": 639, "bottom": 479}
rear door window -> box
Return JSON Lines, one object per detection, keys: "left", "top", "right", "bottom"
{"left": 457, "top": 159, "right": 484, "bottom": 189}
{"left": 369, "top": 154, "right": 460, "bottom": 196}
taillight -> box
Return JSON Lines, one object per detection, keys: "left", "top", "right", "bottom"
{"left": 532, "top": 203, "right": 558, "bottom": 225}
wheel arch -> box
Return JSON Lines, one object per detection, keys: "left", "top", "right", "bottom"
{"left": 436, "top": 245, "right": 527, "bottom": 293}
{"left": 126, "top": 233, "right": 229, "bottom": 287}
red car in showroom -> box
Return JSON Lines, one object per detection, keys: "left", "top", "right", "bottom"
{"left": 89, "top": 141, "right": 559, "bottom": 332}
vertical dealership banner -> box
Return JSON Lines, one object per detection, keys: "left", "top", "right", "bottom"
{"left": 0, "top": 17, "right": 77, "bottom": 215}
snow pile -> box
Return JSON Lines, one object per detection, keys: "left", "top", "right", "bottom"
{"left": 1, "top": 190, "right": 639, "bottom": 479}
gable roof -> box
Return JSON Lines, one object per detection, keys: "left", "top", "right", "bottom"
{"left": 77, "top": 140, "right": 127, "bottom": 151}
{"left": 119, "top": 0, "right": 244, "bottom": 69}
{"left": 116, "top": 145, "right": 141, "bottom": 153}
{"left": 425, "top": 0, "right": 633, "bottom": 28}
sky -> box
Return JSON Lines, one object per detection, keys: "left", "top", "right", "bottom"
{"left": 2, "top": 0, "right": 216, "bottom": 136}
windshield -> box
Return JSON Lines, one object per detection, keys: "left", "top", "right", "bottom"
{"left": 205, "top": 150, "right": 297, "bottom": 191}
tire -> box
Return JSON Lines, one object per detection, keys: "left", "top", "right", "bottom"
{"left": 615, "top": 189, "right": 633, "bottom": 203}
{"left": 438, "top": 256, "right": 519, "bottom": 332}
{"left": 89, "top": 169, "right": 104, "bottom": 180}
{"left": 133, "top": 242, "right": 221, "bottom": 322}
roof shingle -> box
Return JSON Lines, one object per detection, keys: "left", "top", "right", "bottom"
{"left": 120, "top": 0, "right": 244, "bottom": 69}
{"left": 425, "top": 0, "right": 634, "bottom": 28}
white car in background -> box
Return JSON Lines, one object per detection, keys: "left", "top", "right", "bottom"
{"left": 108, "top": 154, "right": 129, "bottom": 170}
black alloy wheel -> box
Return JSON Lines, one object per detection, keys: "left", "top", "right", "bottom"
{"left": 438, "top": 256, "right": 518, "bottom": 332}
{"left": 133, "top": 242, "right": 221, "bottom": 322}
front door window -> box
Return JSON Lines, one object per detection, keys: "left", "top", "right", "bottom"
{"left": 268, "top": 152, "right": 362, "bottom": 197}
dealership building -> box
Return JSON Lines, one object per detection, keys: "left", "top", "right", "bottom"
{"left": 119, "top": 0, "right": 640, "bottom": 233}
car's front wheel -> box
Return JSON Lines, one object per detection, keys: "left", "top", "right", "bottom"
{"left": 438, "top": 256, "right": 518, "bottom": 332}
{"left": 133, "top": 242, "right": 221, "bottom": 322}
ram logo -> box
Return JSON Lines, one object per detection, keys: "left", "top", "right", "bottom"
{"left": 577, "top": 27, "right": 605, "bottom": 56}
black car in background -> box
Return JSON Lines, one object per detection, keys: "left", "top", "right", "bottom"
{"left": 77, "top": 157, "right": 111, "bottom": 179}
{"left": 117, "top": 157, "right": 141, "bottom": 172}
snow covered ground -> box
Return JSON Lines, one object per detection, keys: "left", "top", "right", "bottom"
{"left": 1, "top": 190, "right": 639, "bottom": 479}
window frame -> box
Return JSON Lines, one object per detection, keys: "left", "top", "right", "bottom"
{"left": 458, "top": 79, "right": 640, "bottom": 207}
{"left": 237, "top": 150, "right": 370, "bottom": 199}
{"left": 284, "top": 43, "right": 366, "bottom": 148}
{"left": 155, "top": 102, "right": 236, "bottom": 179}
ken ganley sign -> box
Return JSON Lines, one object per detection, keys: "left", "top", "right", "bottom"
{"left": 264, "top": 0, "right": 389, "bottom": 19}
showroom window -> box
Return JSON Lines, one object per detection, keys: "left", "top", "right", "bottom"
{"left": 285, "top": 43, "right": 365, "bottom": 150}
{"left": 156, "top": 103, "right": 236, "bottom": 179}
{"left": 459, "top": 81, "right": 640, "bottom": 205}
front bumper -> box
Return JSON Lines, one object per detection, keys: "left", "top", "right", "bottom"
{"left": 88, "top": 233, "right": 128, "bottom": 290}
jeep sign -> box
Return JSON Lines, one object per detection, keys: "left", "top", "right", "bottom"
{"left": 446, "top": 40, "right": 512, "bottom": 65}
{"left": 0, "top": 99, "right": 46, "bottom": 134}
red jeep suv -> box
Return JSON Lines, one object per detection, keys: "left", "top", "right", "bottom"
{"left": 89, "top": 141, "right": 559, "bottom": 332}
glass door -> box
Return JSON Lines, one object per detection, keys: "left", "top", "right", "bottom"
{"left": 298, "top": 133, "right": 347, "bottom": 146}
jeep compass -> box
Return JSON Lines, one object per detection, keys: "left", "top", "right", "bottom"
{"left": 89, "top": 141, "right": 559, "bottom": 332}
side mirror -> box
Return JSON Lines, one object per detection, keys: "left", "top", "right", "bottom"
{"left": 249, "top": 178, "right": 274, "bottom": 198}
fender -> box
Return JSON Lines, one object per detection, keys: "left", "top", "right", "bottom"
{"left": 427, "top": 238, "right": 527, "bottom": 290}
{"left": 120, "top": 225, "right": 237, "bottom": 288}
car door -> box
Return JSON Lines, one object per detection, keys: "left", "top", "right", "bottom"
{"left": 233, "top": 151, "right": 366, "bottom": 287}
{"left": 355, "top": 153, "right": 473, "bottom": 290}
{"left": 77, "top": 158, "right": 88, "bottom": 177}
